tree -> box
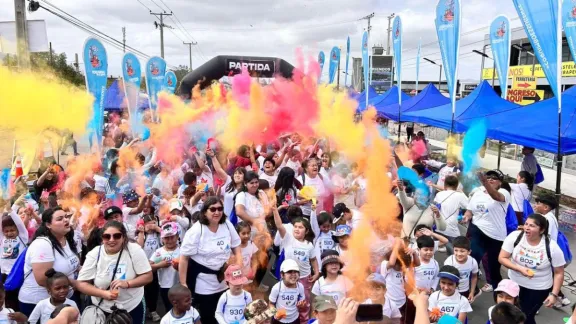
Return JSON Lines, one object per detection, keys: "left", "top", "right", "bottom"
{"left": 172, "top": 65, "right": 189, "bottom": 95}
{"left": 2, "top": 48, "right": 85, "bottom": 87}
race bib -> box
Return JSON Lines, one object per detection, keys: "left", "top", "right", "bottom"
{"left": 106, "top": 263, "right": 127, "bottom": 278}
{"left": 172, "top": 315, "right": 195, "bottom": 324}
{"left": 439, "top": 302, "right": 459, "bottom": 315}
{"left": 515, "top": 247, "right": 543, "bottom": 270}
{"left": 225, "top": 305, "right": 245, "bottom": 322}
{"left": 293, "top": 248, "right": 309, "bottom": 262}
{"left": 279, "top": 292, "right": 299, "bottom": 307}
{"left": 69, "top": 255, "right": 80, "bottom": 272}
{"left": 321, "top": 239, "right": 334, "bottom": 252}
{"left": 210, "top": 236, "right": 231, "bottom": 252}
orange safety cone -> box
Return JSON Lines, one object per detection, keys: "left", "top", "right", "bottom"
{"left": 14, "top": 156, "right": 23, "bottom": 179}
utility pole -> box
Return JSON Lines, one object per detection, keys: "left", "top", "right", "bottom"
{"left": 122, "top": 27, "right": 126, "bottom": 53}
{"left": 360, "top": 13, "right": 374, "bottom": 86}
{"left": 74, "top": 53, "right": 79, "bottom": 72}
{"left": 150, "top": 12, "right": 173, "bottom": 58}
{"left": 386, "top": 13, "right": 396, "bottom": 55}
{"left": 14, "top": 0, "right": 30, "bottom": 69}
{"left": 49, "top": 42, "right": 53, "bottom": 65}
{"left": 183, "top": 41, "right": 197, "bottom": 71}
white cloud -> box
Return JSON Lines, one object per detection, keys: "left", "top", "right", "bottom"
{"left": 0, "top": 0, "right": 522, "bottom": 84}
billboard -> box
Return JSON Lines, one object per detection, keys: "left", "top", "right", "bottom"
{"left": 0, "top": 20, "right": 48, "bottom": 54}
{"left": 352, "top": 57, "right": 363, "bottom": 92}
{"left": 370, "top": 55, "right": 393, "bottom": 92}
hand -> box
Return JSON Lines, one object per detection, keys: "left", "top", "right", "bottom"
{"left": 430, "top": 204, "right": 440, "bottom": 215}
{"left": 206, "top": 149, "right": 215, "bottom": 158}
{"left": 137, "top": 225, "right": 145, "bottom": 233}
{"left": 518, "top": 267, "right": 534, "bottom": 278}
{"left": 308, "top": 273, "right": 320, "bottom": 282}
{"left": 169, "top": 215, "right": 179, "bottom": 222}
{"left": 544, "top": 294, "right": 557, "bottom": 307}
{"left": 462, "top": 212, "right": 472, "bottom": 223}
{"left": 157, "top": 260, "right": 171, "bottom": 268}
{"left": 110, "top": 279, "right": 129, "bottom": 290}
{"left": 101, "top": 290, "right": 119, "bottom": 301}
{"left": 420, "top": 228, "right": 433, "bottom": 237}
{"left": 335, "top": 298, "right": 360, "bottom": 324}
{"left": 8, "top": 312, "right": 28, "bottom": 323}
{"left": 396, "top": 180, "right": 405, "bottom": 191}
{"left": 413, "top": 291, "right": 430, "bottom": 310}
{"left": 468, "top": 291, "right": 476, "bottom": 303}
{"left": 296, "top": 300, "right": 308, "bottom": 310}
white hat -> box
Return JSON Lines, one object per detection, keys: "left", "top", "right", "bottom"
{"left": 169, "top": 199, "right": 183, "bottom": 211}
{"left": 280, "top": 259, "right": 300, "bottom": 273}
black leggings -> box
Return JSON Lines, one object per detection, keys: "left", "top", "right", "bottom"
{"left": 193, "top": 290, "right": 226, "bottom": 324}
{"left": 144, "top": 272, "right": 159, "bottom": 312}
{"left": 1, "top": 274, "right": 19, "bottom": 311}
{"left": 519, "top": 286, "right": 551, "bottom": 324}
{"left": 468, "top": 222, "right": 503, "bottom": 289}
{"left": 160, "top": 288, "right": 171, "bottom": 312}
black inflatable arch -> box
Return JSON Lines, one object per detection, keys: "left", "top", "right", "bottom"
{"left": 179, "top": 55, "right": 295, "bottom": 98}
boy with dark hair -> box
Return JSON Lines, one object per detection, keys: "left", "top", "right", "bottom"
{"left": 443, "top": 236, "right": 480, "bottom": 303}
{"left": 415, "top": 236, "right": 440, "bottom": 293}
{"left": 428, "top": 265, "right": 472, "bottom": 323}
{"left": 490, "top": 302, "right": 526, "bottom": 324}
{"left": 177, "top": 172, "right": 197, "bottom": 198}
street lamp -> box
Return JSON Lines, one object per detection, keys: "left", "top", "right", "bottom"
{"left": 513, "top": 44, "right": 536, "bottom": 76}
{"left": 423, "top": 57, "right": 442, "bottom": 90}
{"left": 472, "top": 49, "right": 495, "bottom": 86}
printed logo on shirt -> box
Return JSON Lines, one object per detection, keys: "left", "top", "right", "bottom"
{"left": 2, "top": 239, "right": 19, "bottom": 259}
{"left": 69, "top": 255, "right": 80, "bottom": 271}
{"left": 515, "top": 245, "right": 545, "bottom": 270}
{"left": 476, "top": 203, "right": 487, "bottom": 213}
{"left": 293, "top": 248, "right": 309, "bottom": 262}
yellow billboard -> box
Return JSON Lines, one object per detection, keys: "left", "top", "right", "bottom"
{"left": 482, "top": 62, "right": 576, "bottom": 80}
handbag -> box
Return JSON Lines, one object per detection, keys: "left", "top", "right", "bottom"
{"left": 80, "top": 246, "right": 126, "bottom": 324}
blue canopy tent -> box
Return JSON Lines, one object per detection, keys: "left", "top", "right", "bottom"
{"left": 378, "top": 83, "right": 450, "bottom": 121}
{"left": 357, "top": 85, "right": 410, "bottom": 112}
{"left": 402, "top": 80, "right": 519, "bottom": 132}
{"left": 104, "top": 80, "right": 150, "bottom": 111}
{"left": 457, "top": 85, "right": 576, "bottom": 155}
{"left": 352, "top": 86, "right": 378, "bottom": 102}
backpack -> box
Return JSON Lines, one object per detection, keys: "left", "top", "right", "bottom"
{"left": 547, "top": 215, "right": 572, "bottom": 266}
{"left": 534, "top": 164, "right": 544, "bottom": 185}
{"left": 5, "top": 237, "right": 52, "bottom": 291}
{"left": 504, "top": 204, "right": 519, "bottom": 235}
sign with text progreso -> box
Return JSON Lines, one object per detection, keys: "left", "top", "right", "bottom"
{"left": 483, "top": 61, "right": 576, "bottom": 79}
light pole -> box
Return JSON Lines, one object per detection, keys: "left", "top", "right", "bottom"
{"left": 423, "top": 58, "right": 442, "bottom": 90}
{"left": 513, "top": 44, "right": 536, "bottom": 76}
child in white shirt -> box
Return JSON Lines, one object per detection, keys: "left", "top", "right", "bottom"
{"left": 150, "top": 222, "right": 181, "bottom": 312}
{"left": 428, "top": 265, "right": 472, "bottom": 323}
{"left": 269, "top": 260, "right": 307, "bottom": 324}
{"left": 160, "top": 284, "right": 201, "bottom": 324}
{"left": 443, "top": 236, "right": 479, "bottom": 303}
{"left": 310, "top": 212, "right": 335, "bottom": 270}
{"left": 380, "top": 238, "right": 419, "bottom": 312}
{"left": 415, "top": 236, "right": 440, "bottom": 293}
{"left": 215, "top": 264, "right": 253, "bottom": 324}
{"left": 29, "top": 269, "right": 78, "bottom": 324}
{"left": 311, "top": 250, "right": 352, "bottom": 305}
{"left": 236, "top": 222, "right": 258, "bottom": 282}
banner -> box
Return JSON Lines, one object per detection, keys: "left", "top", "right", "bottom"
{"left": 490, "top": 15, "right": 512, "bottom": 99}
{"left": 82, "top": 37, "right": 108, "bottom": 149}
{"left": 318, "top": 51, "right": 325, "bottom": 83}
{"left": 513, "top": 0, "right": 562, "bottom": 111}
{"left": 163, "top": 71, "right": 177, "bottom": 94}
{"left": 362, "top": 31, "right": 370, "bottom": 107}
{"left": 122, "top": 52, "right": 142, "bottom": 136}
{"left": 392, "top": 15, "right": 403, "bottom": 105}
{"left": 145, "top": 56, "right": 167, "bottom": 120}
{"left": 563, "top": 0, "right": 576, "bottom": 68}
{"left": 328, "top": 46, "right": 341, "bottom": 84}
{"left": 416, "top": 38, "right": 421, "bottom": 93}
{"left": 435, "top": 0, "right": 461, "bottom": 117}
{"left": 345, "top": 36, "right": 350, "bottom": 87}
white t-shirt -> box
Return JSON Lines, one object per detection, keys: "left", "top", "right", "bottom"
{"left": 428, "top": 291, "right": 472, "bottom": 320}
{"left": 19, "top": 238, "right": 79, "bottom": 304}
{"left": 180, "top": 220, "right": 241, "bottom": 294}
{"left": 198, "top": 169, "right": 214, "bottom": 188}
{"left": 150, "top": 246, "right": 180, "bottom": 288}
{"left": 468, "top": 187, "right": 511, "bottom": 241}
{"left": 347, "top": 210, "right": 363, "bottom": 229}
{"left": 77, "top": 243, "right": 152, "bottom": 312}
{"left": 415, "top": 258, "right": 440, "bottom": 291}
{"left": 280, "top": 231, "right": 315, "bottom": 278}
{"left": 0, "top": 308, "right": 18, "bottom": 324}
{"left": 380, "top": 260, "right": 406, "bottom": 307}
{"left": 241, "top": 242, "right": 258, "bottom": 276}
{"left": 544, "top": 211, "right": 559, "bottom": 242}
{"left": 434, "top": 190, "right": 468, "bottom": 238}
{"left": 311, "top": 276, "right": 353, "bottom": 304}
{"left": 314, "top": 232, "right": 335, "bottom": 258}
{"left": 215, "top": 290, "right": 253, "bottom": 324}
{"left": 269, "top": 281, "right": 305, "bottom": 324}
{"left": 235, "top": 192, "right": 266, "bottom": 232}
{"left": 443, "top": 255, "right": 478, "bottom": 293}
{"left": 364, "top": 298, "right": 401, "bottom": 319}
{"left": 487, "top": 305, "right": 494, "bottom": 320}
{"left": 436, "top": 165, "right": 459, "bottom": 188}
{"left": 28, "top": 298, "right": 78, "bottom": 324}
{"left": 510, "top": 183, "right": 531, "bottom": 213}
{"left": 122, "top": 206, "right": 143, "bottom": 230}
{"left": 160, "top": 308, "right": 201, "bottom": 324}
{"left": 2, "top": 210, "right": 29, "bottom": 274}
{"left": 143, "top": 232, "right": 161, "bottom": 259}
{"left": 222, "top": 176, "right": 238, "bottom": 216}
{"left": 274, "top": 223, "right": 293, "bottom": 247}
{"left": 259, "top": 172, "right": 278, "bottom": 188}
{"left": 502, "top": 230, "right": 565, "bottom": 290}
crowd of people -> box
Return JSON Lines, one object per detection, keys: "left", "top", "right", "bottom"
{"left": 0, "top": 112, "right": 574, "bottom": 324}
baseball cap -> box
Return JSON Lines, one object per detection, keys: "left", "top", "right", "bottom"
{"left": 280, "top": 259, "right": 300, "bottom": 273}
{"left": 485, "top": 169, "right": 505, "bottom": 181}
{"left": 332, "top": 203, "right": 350, "bottom": 223}
{"left": 161, "top": 222, "right": 179, "bottom": 238}
{"left": 320, "top": 250, "right": 342, "bottom": 268}
{"left": 331, "top": 224, "right": 352, "bottom": 237}
{"left": 122, "top": 189, "right": 140, "bottom": 205}
{"left": 169, "top": 199, "right": 183, "bottom": 211}
{"left": 366, "top": 273, "right": 386, "bottom": 286}
{"left": 104, "top": 206, "right": 122, "bottom": 220}
{"left": 535, "top": 192, "right": 558, "bottom": 210}
{"left": 224, "top": 264, "right": 248, "bottom": 285}
{"left": 494, "top": 279, "right": 520, "bottom": 298}
{"left": 313, "top": 295, "right": 338, "bottom": 312}
{"left": 438, "top": 265, "right": 461, "bottom": 284}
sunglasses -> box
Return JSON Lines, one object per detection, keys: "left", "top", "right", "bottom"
{"left": 102, "top": 233, "right": 123, "bottom": 241}
{"left": 208, "top": 206, "right": 224, "bottom": 212}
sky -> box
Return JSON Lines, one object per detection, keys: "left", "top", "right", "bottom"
{"left": 0, "top": 0, "right": 522, "bottom": 85}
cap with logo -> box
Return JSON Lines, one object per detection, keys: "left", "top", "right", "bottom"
{"left": 224, "top": 264, "right": 248, "bottom": 285}
{"left": 104, "top": 206, "right": 122, "bottom": 220}
{"left": 331, "top": 225, "right": 352, "bottom": 237}
{"left": 161, "top": 222, "right": 179, "bottom": 238}
{"left": 332, "top": 203, "right": 351, "bottom": 224}
{"left": 122, "top": 189, "right": 140, "bottom": 205}
{"left": 313, "top": 295, "right": 338, "bottom": 312}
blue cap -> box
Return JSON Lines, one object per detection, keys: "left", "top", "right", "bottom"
{"left": 438, "top": 271, "right": 460, "bottom": 283}
{"left": 331, "top": 225, "right": 352, "bottom": 237}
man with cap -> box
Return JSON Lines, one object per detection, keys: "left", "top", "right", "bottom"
{"left": 534, "top": 192, "right": 559, "bottom": 241}
{"left": 310, "top": 295, "right": 338, "bottom": 324}
{"left": 332, "top": 203, "right": 362, "bottom": 229}
{"left": 104, "top": 206, "right": 136, "bottom": 241}
{"left": 521, "top": 147, "right": 538, "bottom": 177}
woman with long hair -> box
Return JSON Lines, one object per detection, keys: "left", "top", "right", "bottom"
{"left": 299, "top": 158, "right": 329, "bottom": 217}
{"left": 498, "top": 214, "right": 566, "bottom": 324}
{"left": 18, "top": 208, "right": 80, "bottom": 317}
{"left": 274, "top": 167, "right": 300, "bottom": 207}
{"left": 77, "top": 221, "right": 153, "bottom": 324}
{"left": 207, "top": 148, "right": 246, "bottom": 216}
{"left": 178, "top": 197, "right": 241, "bottom": 324}
{"left": 234, "top": 172, "right": 268, "bottom": 234}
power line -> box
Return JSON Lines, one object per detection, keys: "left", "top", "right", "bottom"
{"left": 135, "top": 0, "right": 152, "bottom": 12}
{"left": 185, "top": 19, "right": 359, "bottom": 32}
{"left": 148, "top": 0, "right": 166, "bottom": 12}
